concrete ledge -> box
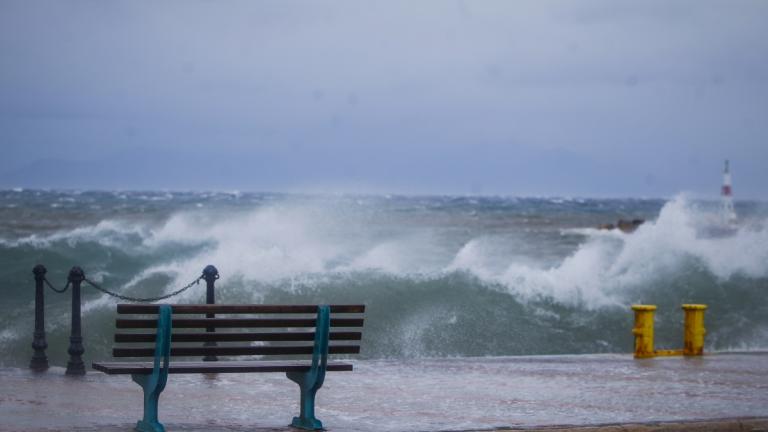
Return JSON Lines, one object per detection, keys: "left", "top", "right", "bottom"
{"left": 488, "top": 417, "right": 768, "bottom": 432}
{"left": 25, "top": 418, "right": 768, "bottom": 432}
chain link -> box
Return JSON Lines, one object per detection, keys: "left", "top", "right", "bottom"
{"left": 43, "top": 277, "right": 70, "bottom": 294}
{"left": 83, "top": 276, "right": 203, "bottom": 303}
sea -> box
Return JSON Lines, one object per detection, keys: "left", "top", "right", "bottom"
{"left": 1, "top": 189, "right": 767, "bottom": 367}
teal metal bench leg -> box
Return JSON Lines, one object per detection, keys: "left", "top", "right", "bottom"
{"left": 287, "top": 371, "right": 323, "bottom": 430}
{"left": 132, "top": 374, "right": 166, "bottom": 432}
{"left": 286, "top": 305, "right": 330, "bottom": 430}
{"left": 132, "top": 305, "right": 172, "bottom": 432}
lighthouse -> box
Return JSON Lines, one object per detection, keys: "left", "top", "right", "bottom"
{"left": 721, "top": 159, "right": 737, "bottom": 223}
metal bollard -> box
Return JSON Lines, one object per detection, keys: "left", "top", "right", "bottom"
{"left": 631, "top": 305, "right": 657, "bottom": 358}
{"left": 682, "top": 304, "right": 707, "bottom": 356}
{"left": 202, "top": 265, "right": 219, "bottom": 362}
{"left": 65, "top": 266, "right": 86, "bottom": 376}
{"left": 29, "top": 264, "right": 49, "bottom": 372}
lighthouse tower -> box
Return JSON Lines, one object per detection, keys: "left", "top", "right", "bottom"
{"left": 721, "top": 159, "right": 737, "bottom": 223}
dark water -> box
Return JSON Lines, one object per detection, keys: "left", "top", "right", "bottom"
{"left": 1, "top": 189, "right": 767, "bottom": 366}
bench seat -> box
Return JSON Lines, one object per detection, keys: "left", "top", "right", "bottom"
{"left": 93, "top": 360, "right": 353, "bottom": 375}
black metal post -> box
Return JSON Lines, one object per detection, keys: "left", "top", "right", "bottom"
{"left": 202, "top": 265, "right": 219, "bottom": 361}
{"left": 29, "top": 264, "right": 49, "bottom": 372}
{"left": 65, "top": 266, "right": 86, "bottom": 376}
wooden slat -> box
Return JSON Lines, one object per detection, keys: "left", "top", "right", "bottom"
{"left": 93, "top": 360, "right": 354, "bottom": 375}
{"left": 116, "top": 318, "right": 364, "bottom": 329}
{"left": 115, "top": 331, "right": 363, "bottom": 343}
{"left": 113, "top": 345, "right": 360, "bottom": 358}
{"left": 117, "top": 304, "right": 365, "bottom": 314}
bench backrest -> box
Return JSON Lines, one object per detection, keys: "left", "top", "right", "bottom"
{"left": 113, "top": 304, "right": 365, "bottom": 360}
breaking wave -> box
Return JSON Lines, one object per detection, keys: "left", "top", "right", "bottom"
{"left": 1, "top": 193, "right": 767, "bottom": 366}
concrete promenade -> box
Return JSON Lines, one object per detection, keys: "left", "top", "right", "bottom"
{"left": 1, "top": 353, "right": 766, "bottom": 432}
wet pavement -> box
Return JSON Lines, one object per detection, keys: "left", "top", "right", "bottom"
{"left": 1, "top": 353, "right": 767, "bottom": 432}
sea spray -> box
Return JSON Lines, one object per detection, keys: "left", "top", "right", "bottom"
{"left": 1, "top": 190, "right": 767, "bottom": 367}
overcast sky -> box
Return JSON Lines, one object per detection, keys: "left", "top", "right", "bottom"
{"left": 1, "top": 1, "right": 766, "bottom": 198}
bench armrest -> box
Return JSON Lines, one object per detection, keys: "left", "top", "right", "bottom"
{"left": 155, "top": 305, "right": 172, "bottom": 375}
{"left": 310, "top": 305, "right": 330, "bottom": 380}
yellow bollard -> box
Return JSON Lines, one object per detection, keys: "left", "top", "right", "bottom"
{"left": 682, "top": 304, "right": 707, "bottom": 356}
{"left": 631, "top": 305, "right": 657, "bottom": 358}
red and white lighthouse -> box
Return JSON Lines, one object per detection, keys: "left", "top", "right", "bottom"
{"left": 721, "top": 159, "right": 737, "bottom": 223}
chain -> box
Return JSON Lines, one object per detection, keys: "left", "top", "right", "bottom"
{"left": 43, "top": 278, "right": 70, "bottom": 294}
{"left": 82, "top": 276, "right": 203, "bottom": 303}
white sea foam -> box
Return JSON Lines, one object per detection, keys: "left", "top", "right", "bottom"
{"left": 5, "top": 220, "right": 149, "bottom": 249}
{"left": 0, "top": 329, "right": 17, "bottom": 344}
{"left": 152, "top": 205, "right": 346, "bottom": 284}
{"left": 18, "top": 195, "right": 768, "bottom": 315}
{"left": 448, "top": 235, "right": 623, "bottom": 307}
{"left": 449, "top": 195, "right": 768, "bottom": 308}
{"left": 75, "top": 204, "right": 355, "bottom": 308}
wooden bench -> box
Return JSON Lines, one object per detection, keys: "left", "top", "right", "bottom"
{"left": 92, "top": 304, "right": 365, "bottom": 432}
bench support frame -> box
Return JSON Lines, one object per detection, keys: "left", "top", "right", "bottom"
{"left": 287, "top": 305, "right": 330, "bottom": 430}
{"left": 132, "top": 305, "right": 172, "bottom": 432}
{"left": 118, "top": 304, "right": 336, "bottom": 431}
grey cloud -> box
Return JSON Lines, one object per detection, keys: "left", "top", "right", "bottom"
{"left": 1, "top": 0, "right": 767, "bottom": 197}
